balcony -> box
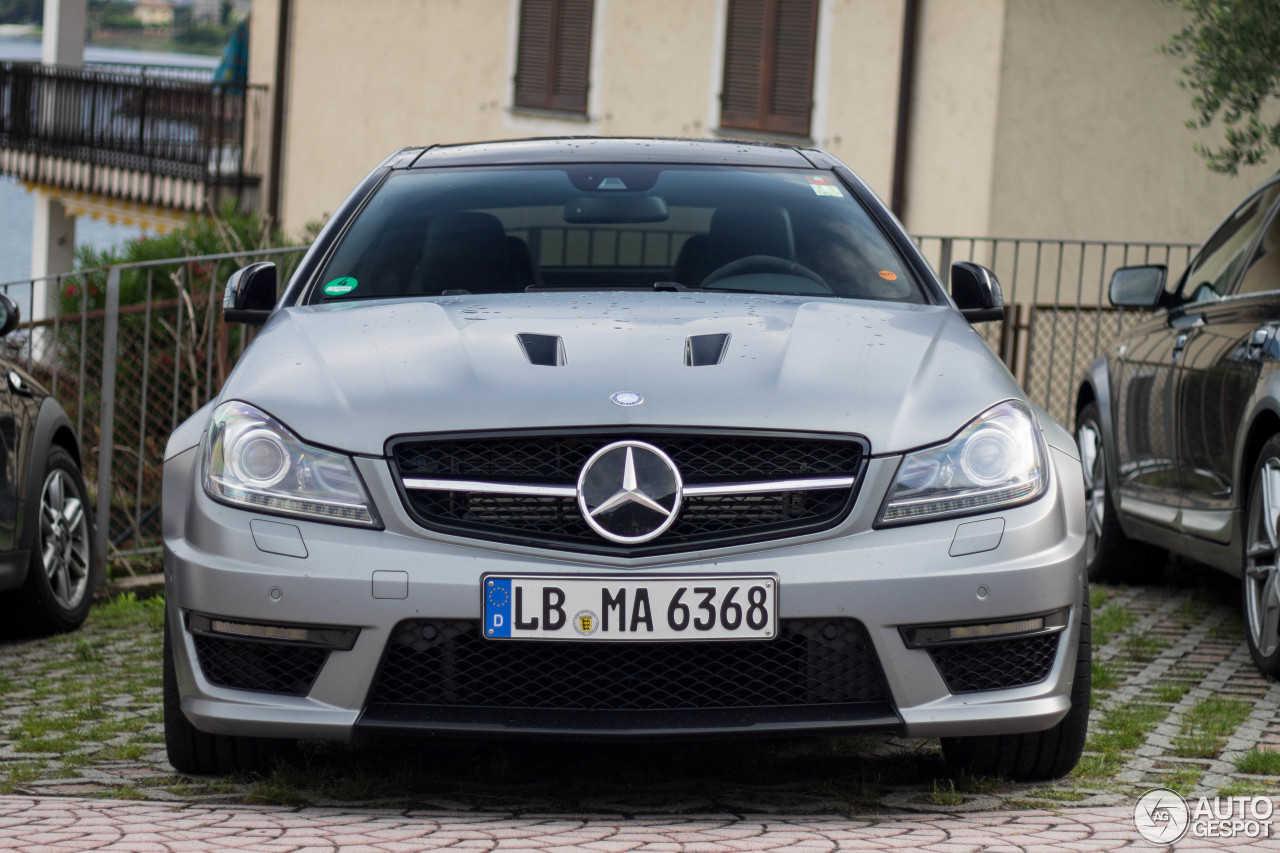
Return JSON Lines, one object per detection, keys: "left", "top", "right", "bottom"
{"left": 0, "top": 61, "right": 265, "bottom": 212}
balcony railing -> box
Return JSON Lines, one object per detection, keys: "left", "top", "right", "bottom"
{"left": 0, "top": 61, "right": 265, "bottom": 211}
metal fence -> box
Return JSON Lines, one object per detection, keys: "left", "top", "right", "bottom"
{"left": 0, "top": 247, "right": 307, "bottom": 576}
{"left": 913, "top": 236, "right": 1198, "bottom": 428}
{"left": 0, "top": 61, "right": 265, "bottom": 208}
{"left": 0, "top": 234, "right": 1199, "bottom": 575}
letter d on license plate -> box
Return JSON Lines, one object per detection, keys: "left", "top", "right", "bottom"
{"left": 482, "top": 575, "right": 777, "bottom": 641}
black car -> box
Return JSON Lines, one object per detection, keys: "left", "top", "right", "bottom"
{"left": 1077, "top": 173, "right": 1280, "bottom": 675}
{"left": 0, "top": 294, "right": 98, "bottom": 634}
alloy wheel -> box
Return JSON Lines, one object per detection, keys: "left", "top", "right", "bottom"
{"left": 1245, "top": 456, "right": 1280, "bottom": 658}
{"left": 39, "top": 468, "right": 90, "bottom": 611}
{"left": 1076, "top": 418, "right": 1105, "bottom": 569}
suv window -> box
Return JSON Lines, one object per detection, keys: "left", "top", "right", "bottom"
{"left": 1182, "top": 184, "right": 1280, "bottom": 303}
{"left": 1234, "top": 194, "right": 1280, "bottom": 296}
{"left": 309, "top": 166, "right": 925, "bottom": 305}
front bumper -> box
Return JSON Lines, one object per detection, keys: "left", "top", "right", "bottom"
{"left": 163, "top": 443, "right": 1087, "bottom": 741}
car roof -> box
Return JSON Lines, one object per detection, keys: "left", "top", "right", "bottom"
{"left": 406, "top": 137, "right": 823, "bottom": 169}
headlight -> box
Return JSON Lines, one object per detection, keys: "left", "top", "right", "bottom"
{"left": 202, "top": 401, "right": 380, "bottom": 527}
{"left": 877, "top": 400, "right": 1048, "bottom": 525}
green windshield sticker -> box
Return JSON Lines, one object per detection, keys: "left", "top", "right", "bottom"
{"left": 323, "top": 277, "right": 358, "bottom": 296}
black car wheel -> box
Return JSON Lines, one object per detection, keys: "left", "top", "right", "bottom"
{"left": 10, "top": 446, "right": 95, "bottom": 635}
{"left": 163, "top": 607, "right": 297, "bottom": 775}
{"left": 1243, "top": 436, "right": 1280, "bottom": 675}
{"left": 1075, "top": 401, "right": 1165, "bottom": 582}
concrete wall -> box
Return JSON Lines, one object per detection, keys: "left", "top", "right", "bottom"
{"left": 249, "top": 0, "right": 1273, "bottom": 246}
{"left": 987, "top": 0, "right": 1272, "bottom": 244}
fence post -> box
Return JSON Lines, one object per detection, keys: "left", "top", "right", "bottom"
{"left": 938, "top": 238, "right": 952, "bottom": 287}
{"left": 94, "top": 266, "right": 120, "bottom": 577}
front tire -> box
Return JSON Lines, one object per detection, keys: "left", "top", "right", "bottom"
{"left": 1243, "top": 436, "right": 1280, "bottom": 676}
{"left": 9, "top": 446, "right": 95, "bottom": 635}
{"left": 939, "top": 583, "right": 1091, "bottom": 781}
{"left": 1075, "top": 401, "right": 1165, "bottom": 583}
{"left": 163, "top": 607, "right": 297, "bottom": 775}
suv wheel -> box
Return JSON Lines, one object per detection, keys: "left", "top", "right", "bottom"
{"left": 1075, "top": 401, "right": 1165, "bottom": 582}
{"left": 1244, "top": 436, "right": 1280, "bottom": 676}
{"left": 939, "top": 581, "right": 1091, "bottom": 781}
{"left": 163, "top": 608, "right": 297, "bottom": 775}
{"left": 9, "top": 447, "right": 95, "bottom": 635}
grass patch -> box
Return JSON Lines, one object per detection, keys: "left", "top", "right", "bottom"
{"left": 1235, "top": 749, "right": 1280, "bottom": 776}
{"left": 925, "top": 778, "right": 963, "bottom": 806}
{"left": 950, "top": 772, "right": 1008, "bottom": 794}
{"left": 89, "top": 592, "right": 165, "bottom": 631}
{"left": 0, "top": 760, "right": 47, "bottom": 793}
{"left": 1152, "top": 682, "right": 1192, "bottom": 703}
{"left": 1072, "top": 752, "right": 1124, "bottom": 779}
{"left": 1091, "top": 660, "right": 1121, "bottom": 692}
{"left": 1120, "top": 634, "right": 1170, "bottom": 662}
{"left": 1155, "top": 766, "right": 1202, "bottom": 797}
{"left": 1170, "top": 697, "right": 1251, "bottom": 759}
{"left": 1086, "top": 702, "right": 1166, "bottom": 752}
{"left": 1183, "top": 697, "right": 1252, "bottom": 737}
{"left": 1021, "top": 786, "right": 1091, "bottom": 802}
{"left": 1218, "top": 780, "right": 1272, "bottom": 798}
{"left": 1093, "top": 605, "right": 1137, "bottom": 646}
{"left": 1172, "top": 733, "right": 1226, "bottom": 759}
{"left": 1089, "top": 585, "right": 1110, "bottom": 611}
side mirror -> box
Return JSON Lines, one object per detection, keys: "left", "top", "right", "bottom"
{"left": 0, "top": 293, "right": 20, "bottom": 338}
{"left": 951, "top": 261, "right": 1004, "bottom": 322}
{"left": 223, "top": 262, "right": 277, "bottom": 324}
{"left": 1109, "top": 265, "right": 1167, "bottom": 308}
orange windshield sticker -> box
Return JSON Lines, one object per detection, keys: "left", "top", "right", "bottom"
{"left": 879, "top": 271, "right": 898, "bottom": 280}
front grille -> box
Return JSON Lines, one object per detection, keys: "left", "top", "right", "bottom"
{"left": 366, "top": 618, "right": 889, "bottom": 712}
{"left": 192, "top": 634, "right": 328, "bottom": 696}
{"left": 928, "top": 633, "right": 1061, "bottom": 693}
{"left": 391, "top": 430, "right": 865, "bottom": 554}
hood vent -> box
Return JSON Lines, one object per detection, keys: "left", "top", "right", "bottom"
{"left": 685, "top": 333, "right": 731, "bottom": 367}
{"left": 516, "top": 333, "right": 567, "bottom": 367}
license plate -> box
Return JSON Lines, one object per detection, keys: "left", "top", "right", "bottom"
{"left": 482, "top": 575, "right": 777, "bottom": 641}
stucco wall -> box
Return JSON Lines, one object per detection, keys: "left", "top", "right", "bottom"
{"left": 988, "top": 0, "right": 1272, "bottom": 244}
{"left": 250, "top": 0, "right": 1277, "bottom": 245}
{"left": 899, "top": 0, "right": 1005, "bottom": 237}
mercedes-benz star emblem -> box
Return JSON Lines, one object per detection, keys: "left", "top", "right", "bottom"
{"left": 577, "top": 441, "right": 683, "bottom": 544}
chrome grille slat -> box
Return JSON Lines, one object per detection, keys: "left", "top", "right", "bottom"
{"left": 389, "top": 430, "right": 866, "bottom": 555}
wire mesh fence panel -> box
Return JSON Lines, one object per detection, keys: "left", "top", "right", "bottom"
{"left": 0, "top": 247, "right": 306, "bottom": 575}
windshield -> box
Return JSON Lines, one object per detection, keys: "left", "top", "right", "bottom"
{"left": 309, "top": 165, "right": 926, "bottom": 304}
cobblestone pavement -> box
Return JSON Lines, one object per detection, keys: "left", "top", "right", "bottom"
{"left": 0, "top": 795, "right": 1276, "bottom": 850}
{"left": 1, "top": 571, "right": 1279, "bottom": 848}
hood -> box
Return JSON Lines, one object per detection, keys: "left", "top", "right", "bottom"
{"left": 219, "top": 292, "right": 1026, "bottom": 457}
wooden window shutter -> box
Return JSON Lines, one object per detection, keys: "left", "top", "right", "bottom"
{"left": 515, "top": 0, "right": 593, "bottom": 114}
{"left": 721, "top": 0, "right": 817, "bottom": 136}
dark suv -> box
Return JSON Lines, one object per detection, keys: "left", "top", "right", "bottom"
{"left": 1078, "top": 173, "right": 1280, "bottom": 675}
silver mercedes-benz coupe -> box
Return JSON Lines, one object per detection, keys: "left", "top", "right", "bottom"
{"left": 162, "top": 137, "right": 1088, "bottom": 779}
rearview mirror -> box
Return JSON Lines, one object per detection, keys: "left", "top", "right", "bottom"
{"left": 1109, "top": 265, "right": 1167, "bottom": 308}
{"left": 0, "top": 293, "right": 20, "bottom": 338}
{"left": 223, "top": 262, "right": 277, "bottom": 324}
{"left": 951, "top": 262, "right": 1004, "bottom": 323}
{"left": 563, "top": 195, "right": 669, "bottom": 224}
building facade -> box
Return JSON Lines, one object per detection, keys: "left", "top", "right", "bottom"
{"left": 249, "top": 0, "right": 1272, "bottom": 245}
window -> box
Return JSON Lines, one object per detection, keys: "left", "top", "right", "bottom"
{"left": 514, "top": 0, "right": 594, "bottom": 114}
{"left": 1234, "top": 187, "right": 1280, "bottom": 296}
{"left": 720, "top": 0, "right": 819, "bottom": 137}
{"left": 1182, "top": 184, "right": 1280, "bottom": 303}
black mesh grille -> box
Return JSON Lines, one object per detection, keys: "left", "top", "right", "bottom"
{"left": 367, "top": 618, "right": 888, "bottom": 711}
{"left": 192, "top": 634, "right": 329, "bottom": 696}
{"left": 928, "top": 633, "right": 1061, "bottom": 694}
{"left": 392, "top": 431, "right": 864, "bottom": 554}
